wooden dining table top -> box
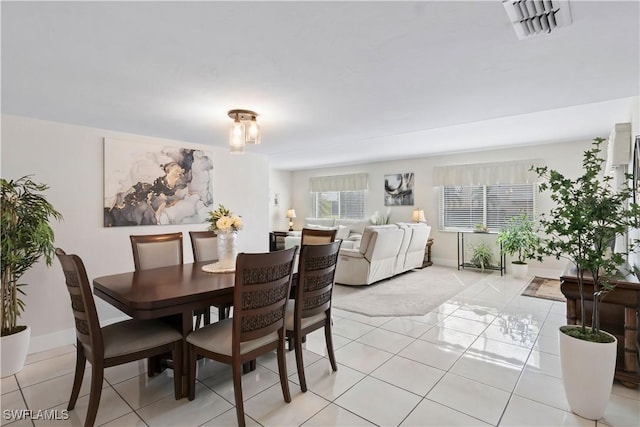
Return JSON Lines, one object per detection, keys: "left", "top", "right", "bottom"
{"left": 93, "top": 261, "right": 235, "bottom": 318}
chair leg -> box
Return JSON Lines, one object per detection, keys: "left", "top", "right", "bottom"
{"left": 294, "top": 332, "right": 307, "bottom": 392}
{"left": 277, "top": 332, "right": 292, "bottom": 403}
{"left": 172, "top": 341, "right": 183, "bottom": 400}
{"left": 203, "top": 310, "right": 211, "bottom": 326}
{"left": 188, "top": 344, "right": 197, "bottom": 401}
{"left": 232, "top": 362, "right": 246, "bottom": 427}
{"left": 287, "top": 336, "right": 293, "bottom": 351}
{"left": 324, "top": 320, "right": 338, "bottom": 372}
{"left": 68, "top": 343, "right": 86, "bottom": 410}
{"left": 85, "top": 363, "right": 104, "bottom": 427}
{"left": 194, "top": 313, "right": 203, "bottom": 330}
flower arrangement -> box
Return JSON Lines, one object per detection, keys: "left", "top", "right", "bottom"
{"left": 207, "top": 204, "right": 243, "bottom": 234}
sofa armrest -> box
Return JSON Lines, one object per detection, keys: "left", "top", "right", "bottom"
{"left": 338, "top": 248, "right": 364, "bottom": 259}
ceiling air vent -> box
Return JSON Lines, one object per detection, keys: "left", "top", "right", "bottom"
{"left": 503, "top": 0, "right": 572, "bottom": 40}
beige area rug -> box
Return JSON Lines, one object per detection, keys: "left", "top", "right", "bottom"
{"left": 332, "top": 265, "right": 498, "bottom": 317}
{"left": 522, "top": 276, "right": 566, "bottom": 302}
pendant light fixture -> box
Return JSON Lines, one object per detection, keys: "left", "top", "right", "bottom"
{"left": 227, "top": 109, "right": 261, "bottom": 153}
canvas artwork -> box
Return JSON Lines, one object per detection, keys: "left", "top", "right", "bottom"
{"left": 384, "top": 173, "right": 414, "bottom": 206}
{"left": 103, "top": 138, "right": 214, "bottom": 227}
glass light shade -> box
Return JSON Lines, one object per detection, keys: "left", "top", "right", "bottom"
{"left": 229, "top": 120, "right": 245, "bottom": 154}
{"left": 412, "top": 209, "right": 426, "bottom": 222}
{"left": 246, "top": 118, "right": 261, "bottom": 144}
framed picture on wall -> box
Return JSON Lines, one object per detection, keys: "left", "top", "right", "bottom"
{"left": 384, "top": 173, "right": 414, "bottom": 206}
{"left": 103, "top": 138, "right": 214, "bottom": 227}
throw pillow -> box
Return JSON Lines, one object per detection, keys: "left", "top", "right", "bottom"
{"left": 336, "top": 225, "right": 350, "bottom": 240}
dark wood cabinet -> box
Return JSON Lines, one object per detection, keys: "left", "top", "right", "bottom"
{"left": 560, "top": 265, "right": 640, "bottom": 388}
{"left": 421, "top": 238, "right": 434, "bottom": 268}
{"left": 269, "top": 231, "right": 288, "bottom": 252}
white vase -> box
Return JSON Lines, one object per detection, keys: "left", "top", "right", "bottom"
{"left": 511, "top": 262, "right": 529, "bottom": 279}
{"left": 1, "top": 325, "right": 31, "bottom": 377}
{"left": 559, "top": 325, "right": 617, "bottom": 420}
{"left": 217, "top": 231, "right": 238, "bottom": 269}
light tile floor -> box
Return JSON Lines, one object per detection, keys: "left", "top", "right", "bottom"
{"left": 2, "top": 267, "right": 639, "bottom": 426}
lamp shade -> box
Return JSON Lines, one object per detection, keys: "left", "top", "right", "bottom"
{"left": 412, "top": 208, "right": 426, "bottom": 222}
{"left": 229, "top": 117, "right": 245, "bottom": 154}
{"left": 286, "top": 209, "right": 296, "bottom": 219}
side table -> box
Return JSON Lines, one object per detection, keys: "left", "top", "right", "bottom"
{"left": 421, "top": 238, "right": 434, "bottom": 268}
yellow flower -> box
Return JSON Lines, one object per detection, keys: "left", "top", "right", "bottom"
{"left": 216, "top": 216, "right": 234, "bottom": 233}
{"left": 232, "top": 216, "right": 244, "bottom": 230}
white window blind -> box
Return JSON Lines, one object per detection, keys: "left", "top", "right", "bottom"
{"left": 310, "top": 173, "right": 368, "bottom": 219}
{"left": 313, "top": 190, "right": 365, "bottom": 219}
{"left": 439, "top": 184, "right": 536, "bottom": 231}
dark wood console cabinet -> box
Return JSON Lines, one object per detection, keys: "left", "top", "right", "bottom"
{"left": 560, "top": 265, "right": 640, "bottom": 388}
{"left": 269, "top": 231, "right": 288, "bottom": 252}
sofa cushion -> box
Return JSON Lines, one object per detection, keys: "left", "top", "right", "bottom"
{"left": 336, "top": 225, "right": 350, "bottom": 240}
{"left": 304, "top": 218, "right": 335, "bottom": 228}
{"left": 335, "top": 219, "right": 372, "bottom": 235}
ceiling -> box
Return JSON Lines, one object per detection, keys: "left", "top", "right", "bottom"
{"left": 2, "top": 1, "right": 639, "bottom": 170}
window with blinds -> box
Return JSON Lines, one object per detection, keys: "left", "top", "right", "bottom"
{"left": 439, "top": 184, "right": 535, "bottom": 231}
{"left": 312, "top": 190, "right": 365, "bottom": 219}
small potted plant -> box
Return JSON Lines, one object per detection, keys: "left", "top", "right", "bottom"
{"left": 532, "top": 137, "right": 640, "bottom": 420}
{"left": 497, "top": 213, "right": 539, "bottom": 278}
{"left": 469, "top": 241, "right": 494, "bottom": 272}
{"left": 1, "top": 176, "right": 62, "bottom": 376}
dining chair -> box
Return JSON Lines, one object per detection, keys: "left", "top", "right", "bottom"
{"left": 130, "top": 232, "right": 207, "bottom": 328}
{"left": 301, "top": 227, "right": 337, "bottom": 245}
{"left": 186, "top": 247, "right": 297, "bottom": 427}
{"left": 285, "top": 240, "right": 342, "bottom": 392}
{"left": 129, "top": 232, "right": 183, "bottom": 271}
{"left": 55, "top": 249, "right": 183, "bottom": 427}
{"left": 189, "top": 230, "right": 233, "bottom": 324}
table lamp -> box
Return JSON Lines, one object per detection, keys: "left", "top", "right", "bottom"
{"left": 286, "top": 208, "right": 296, "bottom": 231}
{"left": 412, "top": 208, "right": 426, "bottom": 223}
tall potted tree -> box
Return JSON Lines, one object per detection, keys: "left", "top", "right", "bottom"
{"left": 1, "top": 176, "right": 62, "bottom": 376}
{"left": 497, "top": 213, "right": 539, "bottom": 278}
{"left": 532, "top": 137, "right": 640, "bottom": 420}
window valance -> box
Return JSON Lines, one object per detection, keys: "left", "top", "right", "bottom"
{"left": 433, "top": 160, "right": 542, "bottom": 186}
{"left": 310, "top": 173, "right": 369, "bottom": 192}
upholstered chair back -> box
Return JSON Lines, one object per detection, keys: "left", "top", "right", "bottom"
{"left": 130, "top": 232, "right": 183, "bottom": 271}
{"left": 189, "top": 231, "right": 218, "bottom": 262}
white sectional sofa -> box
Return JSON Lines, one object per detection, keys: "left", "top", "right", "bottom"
{"left": 284, "top": 217, "right": 371, "bottom": 250}
{"left": 335, "top": 223, "right": 431, "bottom": 286}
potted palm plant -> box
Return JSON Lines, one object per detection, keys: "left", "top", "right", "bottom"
{"left": 1, "top": 176, "right": 62, "bottom": 376}
{"left": 532, "top": 137, "right": 640, "bottom": 420}
{"left": 497, "top": 213, "right": 539, "bottom": 278}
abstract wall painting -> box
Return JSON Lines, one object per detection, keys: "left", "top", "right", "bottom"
{"left": 103, "top": 138, "right": 214, "bottom": 227}
{"left": 384, "top": 173, "right": 414, "bottom": 206}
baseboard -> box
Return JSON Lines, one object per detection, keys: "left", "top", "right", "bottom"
{"left": 28, "top": 328, "right": 76, "bottom": 354}
{"left": 28, "top": 315, "right": 130, "bottom": 355}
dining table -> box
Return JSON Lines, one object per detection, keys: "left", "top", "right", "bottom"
{"left": 93, "top": 261, "right": 236, "bottom": 397}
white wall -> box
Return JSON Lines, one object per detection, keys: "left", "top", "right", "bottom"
{"left": 268, "top": 169, "right": 293, "bottom": 232}
{"left": 291, "top": 139, "right": 599, "bottom": 274}
{"left": 629, "top": 97, "right": 640, "bottom": 269}
{"left": 1, "top": 115, "right": 271, "bottom": 353}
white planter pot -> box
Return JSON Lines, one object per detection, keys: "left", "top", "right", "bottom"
{"left": 559, "top": 325, "right": 617, "bottom": 420}
{"left": 510, "top": 262, "right": 529, "bottom": 279}
{"left": 1, "top": 325, "right": 31, "bottom": 377}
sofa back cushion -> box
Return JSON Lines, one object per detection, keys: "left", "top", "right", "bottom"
{"left": 304, "top": 218, "right": 336, "bottom": 228}
{"left": 335, "top": 218, "right": 371, "bottom": 235}
{"left": 405, "top": 224, "right": 431, "bottom": 252}
{"left": 358, "top": 225, "right": 401, "bottom": 255}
